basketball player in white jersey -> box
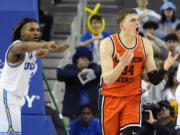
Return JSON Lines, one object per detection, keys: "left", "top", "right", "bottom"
{"left": 0, "top": 18, "right": 68, "bottom": 135}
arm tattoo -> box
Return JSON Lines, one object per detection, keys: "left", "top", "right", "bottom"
{"left": 9, "top": 46, "right": 21, "bottom": 58}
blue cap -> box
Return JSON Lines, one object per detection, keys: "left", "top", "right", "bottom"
{"left": 72, "top": 46, "right": 93, "bottom": 64}
{"left": 160, "top": 1, "right": 176, "bottom": 11}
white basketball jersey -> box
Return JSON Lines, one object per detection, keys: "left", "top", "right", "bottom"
{"left": 0, "top": 40, "right": 37, "bottom": 97}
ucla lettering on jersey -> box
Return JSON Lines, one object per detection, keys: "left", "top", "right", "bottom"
{"left": 0, "top": 40, "right": 37, "bottom": 97}
{"left": 24, "top": 62, "right": 36, "bottom": 70}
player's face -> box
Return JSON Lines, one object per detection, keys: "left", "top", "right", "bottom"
{"left": 21, "top": 22, "right": 40, "bottom": 41}
{"left": 120, "top": 14, "right": 140, "bottom": 36}
{"left": 136, "top": 0, "right": 148, "bottom": 8}
{"left": 91, "top": 19, "right": 102, "bottom": 31}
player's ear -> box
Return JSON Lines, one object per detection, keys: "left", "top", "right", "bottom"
{"left": 20, "top": 29, "right": 25, "bottom": 37}
{"left": 119, "top": 22, "right": 124, "bottom": 30}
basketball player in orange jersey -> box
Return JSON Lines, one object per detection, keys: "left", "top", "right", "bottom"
{"left": 99, "top": 9, "right": 179, "bottom": 135}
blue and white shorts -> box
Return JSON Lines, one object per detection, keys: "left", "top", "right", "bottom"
{"left": 0, "top": 89, "right": 24, "bottom": 135}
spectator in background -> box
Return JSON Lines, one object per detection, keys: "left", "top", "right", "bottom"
{"left": 175, "top": 23, "right": 180, "bottom": 44}
{"left": 143, "top": 21, "right": 167, "bottom": 60}
{"left": 57, "top": 46, "right": 101, "bottom": 121}
{"left": 135, "top": 0, "right": 161, "bottom": 32}
{"left": 156, "top": 0, "right": 180, "bottom": 40}
{"left": 67, "top": 104, "right": 101, "bottom": 135}
{"left": 80, "top": 14, "right": 111, "bottom": 65}
{"left": 139, "top": 101, "right": 177, "bottom": 135}
{"left": 38, "top": 0, "right": 53, "bottom": 41}
{"left": 162, "top": 65, "right": 178, "bottom": 102}
{"left": 165, "top": 33, "right": 179, "bottom": 57}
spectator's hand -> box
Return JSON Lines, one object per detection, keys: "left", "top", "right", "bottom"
{"left": 94, "top": 35, "right": 104, "bottom": 40}
{"left": 36, "top": 48, "right": 49, "bottom": 58}
{"left": 145, "top": 110, "right": 156, "bottom": 124}
{"left": 116, "top": 50, "right": 134, "bottom": 67}
{"left": 164, "top": 52, "right": 179, "bottom": 71}
{"left": 79, "top": 68, "right": 89, "bottom": 75}
{"left": 46, "top": 41, "right": 58, "bottom": 52}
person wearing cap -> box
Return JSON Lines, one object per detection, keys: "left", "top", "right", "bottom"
{"left": 156, "top": 0, "right": 180, "bottom": 41}
{"left": 138, "top": 100, "right": 177, "bottom": 135}
{"left": 57, "top": 46, "right": 101, "bottom": 121}
{"left": 143, "top": 21, "right": 168, "bottom": 60}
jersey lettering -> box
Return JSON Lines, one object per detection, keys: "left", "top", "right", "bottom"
{"left": 24, "top": 62, "right": 35, "bottom": 70}
{"left": 122, "top": 65, "right": 134, "bottom": 76}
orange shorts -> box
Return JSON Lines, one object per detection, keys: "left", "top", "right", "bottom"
{"left": 99, "top": 94, "right": 142, "bottom": 135}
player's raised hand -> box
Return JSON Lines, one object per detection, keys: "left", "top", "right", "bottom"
{"left": 46, "top": 41, "right": 58, "bottom": 51}
{"left": 164, "top": 52, "right": 179, "bottom": 71}
{"left": 116, "top": 50, "right": 134, "bottom": 66}
{"left": 54, "top": 40, "right": 69, "bottom": 52}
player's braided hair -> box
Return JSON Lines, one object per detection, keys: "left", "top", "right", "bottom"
{"left": 12, "top": 18, "right": 37, "bottom": 42}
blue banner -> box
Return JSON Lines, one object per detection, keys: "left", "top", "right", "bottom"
{"left": 0, "top": 0, "right": 45, "bottom": 115}
{"left": 22, "top": 115, "right": 58, "bottom": 135}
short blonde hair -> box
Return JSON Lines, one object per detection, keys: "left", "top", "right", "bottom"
{"left": 116, "top": 8, "right": 137, "bottom": 25}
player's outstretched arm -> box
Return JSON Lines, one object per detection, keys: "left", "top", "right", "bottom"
{"left": 48, "top": 40, "right": 69, "bottom": 53}
{"left": 7, "top": 41, "right": 57, "bottom": 63}
{"left": 10, "top": 41, "right": 57, "bottom": 55}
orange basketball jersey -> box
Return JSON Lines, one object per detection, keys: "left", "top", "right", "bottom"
{"left": 100, "top": 33, "right": 146, "bottom": 97}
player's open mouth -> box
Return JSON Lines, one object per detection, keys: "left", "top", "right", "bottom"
{"left": 136, "top": 27, "right": 139, "bottom": 33}
{"left": 34, "top": 37, "right": 39, "bottom": 41}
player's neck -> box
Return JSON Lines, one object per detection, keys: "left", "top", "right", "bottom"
{"left": 119, "top": 32, "right": 136, "bottom": 48}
